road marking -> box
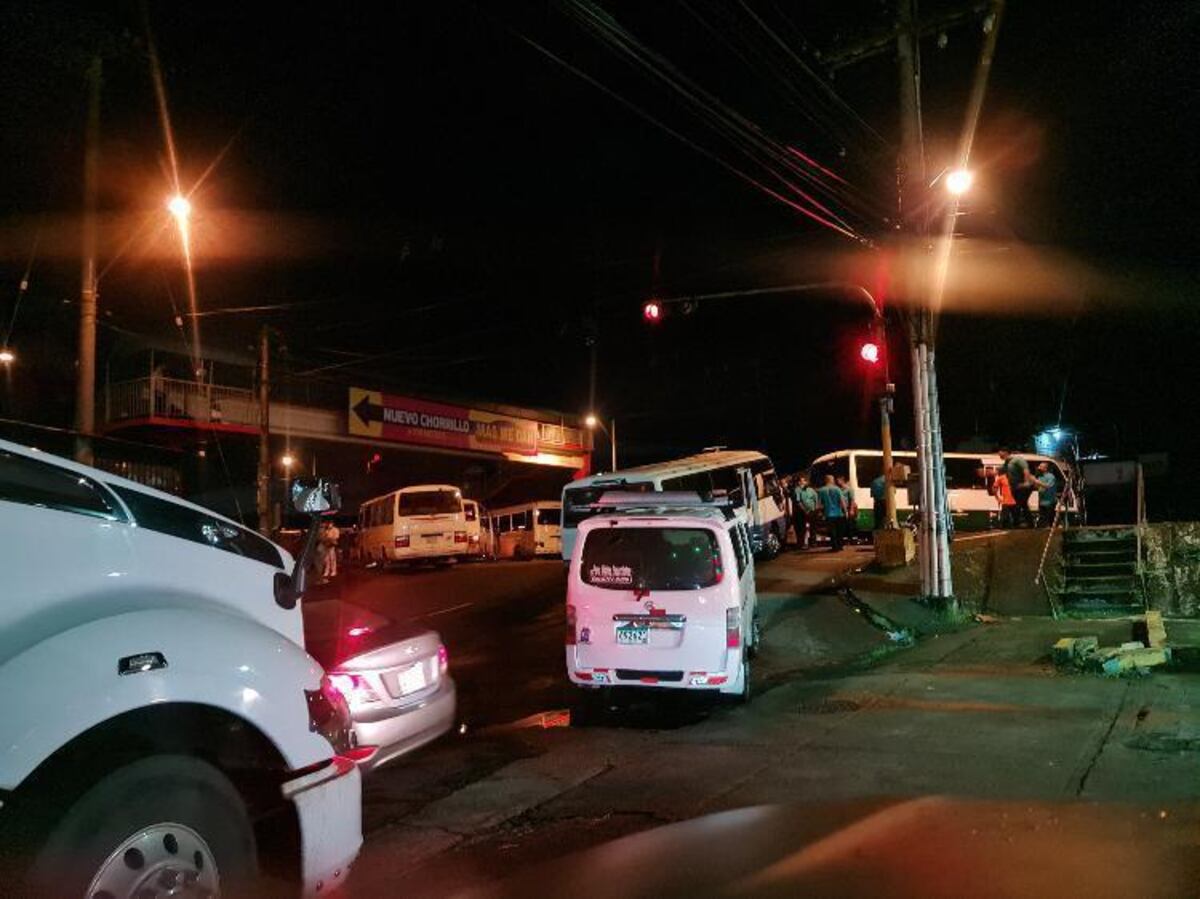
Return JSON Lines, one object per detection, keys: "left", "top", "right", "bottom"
{"left": 419, "top": 601, "right": 474, "bottom": 619}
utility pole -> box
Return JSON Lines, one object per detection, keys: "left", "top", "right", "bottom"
{"left": 896, "top": 0, "right": 953, "bottom": 602}
{"left": 75, "top": 56, "right": 102, "bottom": 465}
{"left": 257, "top": 326, "right": 271, "bottom": 535}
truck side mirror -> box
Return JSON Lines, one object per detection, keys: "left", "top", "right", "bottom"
{"left": 291, "top": 478, "right": 342, "bottom": 514}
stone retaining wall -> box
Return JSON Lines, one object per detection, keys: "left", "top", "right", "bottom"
{"left": 1142, "top": 523, "right": 1200, "bottom": 617}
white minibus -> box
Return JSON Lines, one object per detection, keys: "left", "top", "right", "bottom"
{"left": 358, "top": 484, "right": 469, "bottom": 565}
{"left": 807, "top": 449, "right": 1077, "bottom": 532}
{"left": 560, "top": 449, "right": 787, "bottom": 561}
{"left": 491, "top": 501, "right": 562, "bottom": 559}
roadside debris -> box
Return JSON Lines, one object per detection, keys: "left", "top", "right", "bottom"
{"left": 1052, "top": 613, "right": 1173, "bottom": 676}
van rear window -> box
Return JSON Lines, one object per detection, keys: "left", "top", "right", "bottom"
{"left": 581, "top": 527, "right": 722, "bottom": 591}
{"left": 398, "top": 490, "right": 461, "bottom": 516}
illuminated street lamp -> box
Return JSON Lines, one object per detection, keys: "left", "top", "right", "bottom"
{"left": 167, "top": 193, "right": 192, "bottom": 223}
{"left": 945, "top": 168, "right": 974, "bottom": 196}
{"left": 0, "top": 348, "right": 14, "bottom": 365}
{"left": 585, "top": 414, "right": 617, "bottom": 473}
{"left": 280, "top": 453, "right": 296, "bottom": 470}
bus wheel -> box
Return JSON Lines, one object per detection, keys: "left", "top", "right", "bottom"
{"left": 763, "top": 530, "right": 782, "bottom": 559}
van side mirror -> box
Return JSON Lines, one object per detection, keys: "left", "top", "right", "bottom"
{"left": 291, "top": 478, "right": 341, "bottom": 514}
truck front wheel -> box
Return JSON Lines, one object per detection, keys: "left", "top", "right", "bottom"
{"left": 26, "top": 754, "right": 257, "bottom": 898}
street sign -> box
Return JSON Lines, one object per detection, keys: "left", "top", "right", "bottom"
{"left": 348, "top": 388, "right": 548, "bottom": 456}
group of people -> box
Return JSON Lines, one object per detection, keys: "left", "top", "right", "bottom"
{"left": 995, "top": 448, "right": 1060, "bottom": 528}
{"left": 786, "top": 472, "right": 883, "bottom": 553}
{"left": 783, "top": 447, "right": 1062, "bottom": 553}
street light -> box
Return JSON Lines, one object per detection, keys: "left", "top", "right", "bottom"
{"left": 945, "top": 168, "right": 974, "bottom": 196}
{"left": 167, "top": 193, "right": 192, "bottom": 223}
{"left": 280, "top": 453, "right": 296, "bottom": 470}
{"left": 0, "top": 349, "right": 14, "bottom": 365}
{"left": 585, "top": 414, "right": 617, "bottom": 473}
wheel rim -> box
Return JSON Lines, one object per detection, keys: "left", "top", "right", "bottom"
{"left": 87, "top": 822, "right": 220, "bottom": 899}
{"left": 766, "top": 532, "right": 780, "bottom": 555}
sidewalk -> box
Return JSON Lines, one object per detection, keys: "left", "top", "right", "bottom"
{"left": 347, "top": 548, "right": 1200, "bottom": 896}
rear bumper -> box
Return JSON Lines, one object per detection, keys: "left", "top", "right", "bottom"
{"left": 388, "top": 545, "right": 459, "bottom": 561}
{"left": 351, "top": 678, "right": 457, "bottom": 774}
{"left": 282, "top": 756, "right": 363, "bottom": 896}
{"left": 567, "top": 650, "right": 741, "bottom": 693}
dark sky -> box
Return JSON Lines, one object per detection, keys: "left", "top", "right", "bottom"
{"left": 1, "top": 1, "right": 1197, "bottom": 504}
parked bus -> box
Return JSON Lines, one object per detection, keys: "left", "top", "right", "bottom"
{"left": 491, "top": 501, "right": 562, "bottom": 559}
{"left": 807, "top": 449, "right": 1077, "bottom": 532}
{"left": 358, "top": 484, "right": 470, "bottom": 565}
{"left": 560, "top": 449, "right": 787, "bottom": 561}
{"left": 462, "top": 499, "right": 492, "bottom": 559}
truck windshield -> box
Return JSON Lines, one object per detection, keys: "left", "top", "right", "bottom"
{"left": 581, "top": 527, "right": 721, "bottom": 591}
{"left": 398, "top": 490, "right": 461, "bottom": 516}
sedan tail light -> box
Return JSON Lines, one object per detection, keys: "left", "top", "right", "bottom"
{"left": 328, "top": 672, "right": 382, "bottom": 706}
{"left": 725, "top": 607, "right": 741, "bottom": 649}
{"left": 437, "top": 643, "right": 449, "bottom": 676}
{"left": 454, "top": 531, "right": 467, "bottom": 543}
{"left": 395, "top": 535, "right": 410, "bottom": 548}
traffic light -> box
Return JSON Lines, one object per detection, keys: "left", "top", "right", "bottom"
{"left": 860, "top": 340, "right": 881, "bottom": 364}
{"left": 642, "top": 299, "right": 663, "bottom": 323}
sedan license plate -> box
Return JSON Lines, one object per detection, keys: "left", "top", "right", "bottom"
{"left": 615, "top": 623, "right": 649, "bottom": 645}
{"left": 397, "top": 664, "right": 428, "bottom": 695}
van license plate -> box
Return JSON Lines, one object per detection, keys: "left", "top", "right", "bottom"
{"left": 616, "top": 623, "right": 649, "bottom": 645}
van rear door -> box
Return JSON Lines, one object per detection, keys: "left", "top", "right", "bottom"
{"left": 572, "top": 523, "right": 730, "bottom": 676}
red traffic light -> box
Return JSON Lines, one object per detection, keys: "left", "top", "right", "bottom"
{"left": 642, "top": 300, "right": 663, "bottom": 323}
{"left": 860, "top": 341, "right": 881, "bottom": 364}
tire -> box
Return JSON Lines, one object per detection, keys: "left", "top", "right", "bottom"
{"left": 731, "top": 657, "right": 752, "bottom": 705}
{"left": 26, "top": 754, "right": 257, "bottom": 899}
{"left": 746, "top": 612, "right": 762, "bottom": 660}
{"left": 762, "top": 529, "right": 782, "bottom": 560}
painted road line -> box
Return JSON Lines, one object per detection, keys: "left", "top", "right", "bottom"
{"left": 419, "top": 601, "right": 475, "bottom": 619}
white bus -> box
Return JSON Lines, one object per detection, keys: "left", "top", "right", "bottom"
{"left": 560, "top": 449, "right": 788, "bottom": 561}
{"left": 490, "top": 501, "right": 562, "bottom": 559}
{"left": 807, "top": 449, "right": 1078, "bottom": 532}
{"left": 358, "top": 484, "right": 470, "bottom": 565}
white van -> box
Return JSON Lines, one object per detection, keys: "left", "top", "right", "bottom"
{"left": 492, "top": 501, "right": 562, "bottom": 559}
{"left": 0, "top": 439, "right": 362, "bottom": 896}
{"left": 808, "top": 449, "right": 1077, "bottom": 532}
{"left": 565, "top": 492, "right": 759, "bottom": 716}
{"left": 358, "top": 484, "right": 469, "bottom": 565}
{"left": 561, "top": 449, "right": 787, "bottom": 561}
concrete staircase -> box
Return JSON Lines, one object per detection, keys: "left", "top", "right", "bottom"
{"left": 1059, "top": 527, "right": 1143, "bottom": 613}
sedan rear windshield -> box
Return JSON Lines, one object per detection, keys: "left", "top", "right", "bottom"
{"left": 581, "top": 527, "right": 721, "bottom": 591}
{"left": 398, "top": 490, "right": 461, "bottom": 516}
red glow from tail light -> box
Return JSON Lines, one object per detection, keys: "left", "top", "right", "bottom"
{"left": 565, "top": 604, "right": 577, "bottom": 645}
{"left": 395, "top": 535, "right": 410, "bottom": 548}
{"left": 437, "top": 643, "right": 448, "bottom": 675}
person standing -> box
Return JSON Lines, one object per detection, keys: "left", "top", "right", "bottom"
{"left": 836, "top": 475, "right": 858, "bottom": 540}
{"left": 998, "top": 447, "right": 1034, "bottom": 528}
{"left": 993, "top": 469, "right": 1017, "bottom": 529}
{"left": 792, "top": 476, "right": 819, "bottom": 549}
{"left": 1034, "top": 462, "right": 1059, "bottom": 527}
{"left": 870, "top": 472, "right": 888, "bottom": 530}
{"left": 319, "top": 520, "right": 341, "bottom": 582}
{"left": 818, "top": 474, "right": 848, "bottom": 552}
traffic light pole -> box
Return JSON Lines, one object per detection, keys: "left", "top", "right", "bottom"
{"left": 74, "top": 57, "right": 102, "bottom": 466}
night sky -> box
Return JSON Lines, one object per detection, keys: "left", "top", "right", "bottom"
{"left": 1, "top": 2, "right": 1197, "bottom": 509}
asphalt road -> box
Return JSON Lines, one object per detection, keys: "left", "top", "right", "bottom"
{"left": 311, "top": 557, "right": 571, "bottom": 728}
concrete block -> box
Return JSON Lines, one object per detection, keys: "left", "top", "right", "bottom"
{"left": 874, "top": 528, "right": 915, "bottom": 568}
{"left": 1101, "top": 646, "right": 1171, "bottom": 676}
{"left": 1132, "top": 611, "right": 1168, "bottom": 648}
{"left": 1053, "top": 636, "right": 1098, "bottom": 667}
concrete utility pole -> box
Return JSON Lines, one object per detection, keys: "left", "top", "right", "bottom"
{"left": 75, "top": 57, "right": 102, "bottom": 465}
{"left": 896, "top": 0, "right": 953, "bottom": 602}
{"left": 257, "top": 326, "right": 271, "bottom": 535}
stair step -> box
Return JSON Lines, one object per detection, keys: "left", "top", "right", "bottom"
{"left": 1065, "top": 573, "right": 1136, "bottom": 583}
{"left": 1064, "top": 549, "right": 1137, "bottom": 561}
{"left": 1060, "top": 582, "right": 1138, "bottom": 596}
{"left": 1065, "top": 561, "right": 1136, "bottom": 573}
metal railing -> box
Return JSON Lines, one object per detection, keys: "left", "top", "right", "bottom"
{"left": 106, "top": 377, "right": 257, "bottom": 427}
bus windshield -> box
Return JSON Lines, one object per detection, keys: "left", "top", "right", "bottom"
{"left": 398, "top": 489, "right": 461, "bottom": 516}
{"left": 581, "top": 527, "right": 720, "bottom": 591}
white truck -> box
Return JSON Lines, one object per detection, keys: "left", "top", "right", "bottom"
{"left": 0, "top": 438, "right": 363, "bottom": 897}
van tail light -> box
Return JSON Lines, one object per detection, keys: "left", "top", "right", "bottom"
{"left": 395, "top": 535, "right": 410, "bottom": 548}
{"left": 726, "top": 607, "right": 741, "bottom": 649}
{"left": 454, "top": 531, "right": 467, "bottom": 543}
{"left": 565, "top": 604, "right": 577, "bottom": 645}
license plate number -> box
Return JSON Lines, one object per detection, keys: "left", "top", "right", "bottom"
{"left": 398, "top": 664, "right": 427, "bottom": 694}
{"left": 615, "top": 624, "right": 649, "bottom": 645}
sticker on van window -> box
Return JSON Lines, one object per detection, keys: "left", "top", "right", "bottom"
{"left": 587, "top": 563, "right": 634, "bottom": 586}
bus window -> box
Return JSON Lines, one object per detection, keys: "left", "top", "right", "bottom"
{"left": 398, "top": 489, "right": 461, "bottom": 516}
{"left": 662, "top": 471, "right": 713, "bottom": 497}
{"left": 512, "top": 510, "right": 529, "bottom": 530}
{"left": 809, "top": 457, "right": 849, "bottom": 485}
{"left": 709, "top": 466, "right": 743, "bottom": 503}
{"left": 497, "top": 515, "right": 511, "bottom": 533}
{"left": 853, "top": 455, "right": 882, "bottom": 488}
{"left": 537, "top": 507, "right": 561, "bottom": 526}
{"left": 464, "top": 502, "right": 478, "bottom": 522}
{"left": 944, "top": 459, "right": 988, "bottom": 490}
